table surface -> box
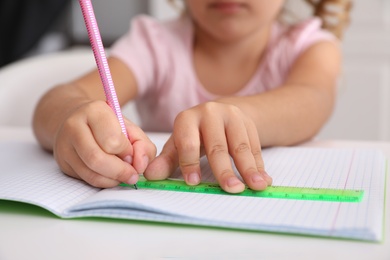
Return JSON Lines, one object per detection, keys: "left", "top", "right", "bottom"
{"left": 0, "top": 126, "right": 389, "bottom": 260}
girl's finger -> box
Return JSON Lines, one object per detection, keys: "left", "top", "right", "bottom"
{"left": 226, "top": 118, "right": 268, "bottom": 191}
{"left": 65, "top": 118, "right": 139, "bottom": 186}
{"left": 172, "top": 112, "right": 202, "bottom": 186}
{"left": 87, "top": 102, "right": 133, "bottom": 159}
{"left": 201, "top": 111, "right": 245, "bottom": 193}
{"left": 124, "top": 119, "right": 157, "bottom": 174}
{"left": 55, "top": 145, "right": 121, "bottom": 188}
{"left": 144, "top": 135, "right": 180, "bottom": 180}
{"left": 245, "top": 119, "right": 273, "bottom": 186}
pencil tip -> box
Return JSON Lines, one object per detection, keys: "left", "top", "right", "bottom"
{"left": 134, "top": 184, "right": 138, "bottom": 190}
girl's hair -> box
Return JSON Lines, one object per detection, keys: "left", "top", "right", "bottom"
{"left": 167, "top": 0, "right": 352, "bottom": 39}
{"left": 304, "top": 0, "right": 352, "bottom": 39}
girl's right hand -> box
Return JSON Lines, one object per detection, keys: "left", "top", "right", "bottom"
{"left": 53, "top": 100, "right": 156, "bottom": 188}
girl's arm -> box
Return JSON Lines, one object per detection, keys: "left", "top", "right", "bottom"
{"left": 219, "top": 41, "right": 341, "bottom": 147}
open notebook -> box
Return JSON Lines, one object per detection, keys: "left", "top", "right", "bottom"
{"left": 0, "top": 135, "right": 387, "bottom": 242}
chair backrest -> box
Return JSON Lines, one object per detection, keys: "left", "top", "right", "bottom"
{"left": 0, "top": 48, "right": 139, "bottom": 127}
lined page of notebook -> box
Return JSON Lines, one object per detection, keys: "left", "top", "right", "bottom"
{"left": 0, "top": 139, "right": 386, "bottom": 241}
{"left": 69, "top": 146, "right": 387, "bottom": 241}
{"left": 0, "top": 141, "right": 100, "bottom": 216}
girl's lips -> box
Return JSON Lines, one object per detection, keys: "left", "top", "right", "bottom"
{"left": 209, "top": 2, "right": 245, "bottom": 14}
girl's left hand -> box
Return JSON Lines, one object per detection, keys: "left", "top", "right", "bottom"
{"left": 144, "top": 101, "right": 272, "bottom": 193}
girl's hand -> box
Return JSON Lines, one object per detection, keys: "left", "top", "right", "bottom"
{"left": 53, "top": 100, "right": 156, "bottom": 188}
{"left": 144, "top": 102, "right": 272, "bottom": 193}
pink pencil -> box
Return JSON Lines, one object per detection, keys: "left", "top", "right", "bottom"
{"left": 78, "top": 0, "right": 127, "bottom": 137}
{"left": 79, "top": 0, "right": 138, "bottom": 189}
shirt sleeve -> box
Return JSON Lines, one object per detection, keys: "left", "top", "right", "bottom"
{"left": 109, "top": 15, "right": 161, "bottom": 97}
{"left": 260, "top": 18, "right": 340, "bottom": 90}
{"left": 289, "top": 17, "right": 339, "bottom": 62}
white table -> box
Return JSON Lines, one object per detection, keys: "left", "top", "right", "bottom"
{"left": 0, "top": 126, "right": 389, "bottom": 260}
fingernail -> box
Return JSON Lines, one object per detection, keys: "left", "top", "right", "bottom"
{"left": 227, "top": 177, "right": 242, "bottom": 187}
{"left": 127, "top": 174, "right": 139, "bottom": 185}
{"left": 251, "top": 174, "right": 264, "bottom": 183}
{"left": 124, "top": 155, "right": 133, "bottom": 164}
{"left": 188, "top": 173, "right": 200, "bottom": 185}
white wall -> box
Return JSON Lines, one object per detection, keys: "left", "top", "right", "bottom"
{"left": 317, "top": 0, "right": 390, "bottom": 141}
{"left": 149, "top": 0, "right": 179, "bottom": 20}
{"left": 70, "top": 0, "right": 148, "bottom": 43}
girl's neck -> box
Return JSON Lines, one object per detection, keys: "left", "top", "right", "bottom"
{"left": 191, "top": 22, "right": 274, "bottom": 96}
{"left": 193, "top": 23, "right": 272, "bottom": 67}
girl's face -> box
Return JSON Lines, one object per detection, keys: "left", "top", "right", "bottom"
{"left": 185, "top": 0, "right": 285, "bottom": 42}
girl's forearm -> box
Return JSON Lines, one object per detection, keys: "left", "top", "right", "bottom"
{"left": 217, "top": 84, "right": 336, "bottom": 147}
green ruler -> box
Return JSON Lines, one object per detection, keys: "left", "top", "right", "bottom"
{"left": 120, "top": 176, "right": 364, "bottom": 202}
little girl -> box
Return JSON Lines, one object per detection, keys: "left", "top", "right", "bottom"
{"left": 33, "top": 0, "right": 352, "bottom": 193}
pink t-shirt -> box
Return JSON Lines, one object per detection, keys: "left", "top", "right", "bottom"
{"left": 110, "top": 15, "right": 337, "bottom": 132}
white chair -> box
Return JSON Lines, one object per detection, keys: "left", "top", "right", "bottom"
{"left": 0, "top": 48, "right": 139, "bottom": 127}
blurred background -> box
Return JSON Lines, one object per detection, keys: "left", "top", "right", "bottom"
{"left": 0, "top": 0, "right": 389, "bottom": 141}
{"left": 0, "top": 0, "right": 168, "bottom": 66}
